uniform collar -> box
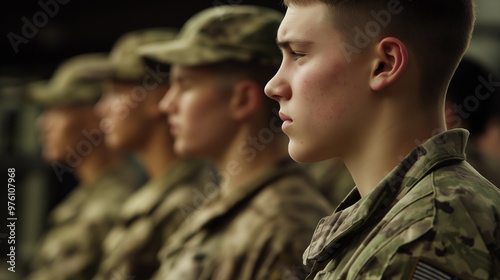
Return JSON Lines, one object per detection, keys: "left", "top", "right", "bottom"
{"left": 50, "top": 160, "right": 138, "bottom": 225}
{"left": 304, "top": 129, "right": 469, "bottom": 264}
{"left": 169, "top": 158, "right": 307, "bottom": 244}
{"left": 119, "top": 159, "right": 207, "bottom": 221}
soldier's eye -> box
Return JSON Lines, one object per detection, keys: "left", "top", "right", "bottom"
{"left": 290, "top": 51, "right": 305, "bottom": 61}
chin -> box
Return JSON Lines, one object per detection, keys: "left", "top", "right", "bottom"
{"left": 104, "top": 137, "right": 122, "bottom": 151}
{"left": 289, "top": 142, "right": 328, "bottom": 163}
{"left": 173, "top": 142, "right": 192, "bottom": 158}
{"left": 288, "top": 146, "right": 312, "bottom": 163}
{"left": 43, "top": 150, "right": 64, "bottom": 163}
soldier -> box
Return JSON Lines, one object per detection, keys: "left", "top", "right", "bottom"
{"left": 26, "top": 53, "right": 142, "bottom": 280}
{"left": 305, "top": 159, "right": 354, "bottom": 208}
{"left": 92, "top": 29, "right": 215, "bottom": 280}
{"left": 139, "top": 5, "right": 332, "bottom": 280}
{"left": 265, "top": 0, "right": 500, "bottom": 279}
{"left": 477, "top": 92, "right": 500, "bottom": 177}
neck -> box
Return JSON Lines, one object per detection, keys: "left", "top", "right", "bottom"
{"left": 214, "top": 124, "right": 288, "bottom": 198}
{"left": 136, "top": 124, "right": 178, "bottom": 180}
{"left": 345, "top": 100, "right": 446, "bottom": 197}
{"left": 74, "top": 145, "right": 121, "bottom": 185}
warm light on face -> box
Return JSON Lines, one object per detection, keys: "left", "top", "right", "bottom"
{"left": 95, "top": 81, "right": 167, "bottom": 151}
{"left": 265, "top": 3, "right": 372, "bottom": 163}
{"left": 161, "top": 65, "right": 237, "bottom": 159}
{"left": 37, "top": 106, "right": 92, "bottom": 162}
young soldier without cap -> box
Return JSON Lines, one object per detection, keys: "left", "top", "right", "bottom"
{"left": 265, "top": 0, "right": 500, "bottom": 279}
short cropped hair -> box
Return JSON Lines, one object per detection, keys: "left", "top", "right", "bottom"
{"left": 284, "top": 0, "right": 475, "bottom": 96}
{"left": 209, "top": 60, "right": 280, "bottom": 121}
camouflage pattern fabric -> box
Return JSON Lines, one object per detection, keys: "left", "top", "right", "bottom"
{"left": 26, "top": 53, "right": 111, "bottom": 106}
{"left": 92, "top": 160, "right": 214, "bottom": 280}
{"left": 152, "top": 159, "right": 333, "bottom": 280}
{"left": 26, "top": 161, "right": 142, "bottom": 280}
{"left": 303, "top": 128, "right": 500, "bottom": 280}
{"left": 106, "top": 28, "right": 177, "bottom": 82}
{"left": 139, "top": 5, "right": 283, "bottom": 68}
{"left": 306, "top": 159, "right": 355, "bottom": 208}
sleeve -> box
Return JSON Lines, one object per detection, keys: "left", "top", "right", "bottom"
{"left": 362, "top": 218, "right": 497, "bottom": 280}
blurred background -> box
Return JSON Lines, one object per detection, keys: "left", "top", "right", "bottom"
{"left": 0, "top": 0, "right": 499, "bottom": 278}
{"left": 0, "top": 1, "right": 286, "bottom": 278}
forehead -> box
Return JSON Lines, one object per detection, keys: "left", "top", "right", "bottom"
{"left": 278, "top": 3, "right": 334, "bottom": 42}
{"left": 43, "top": 106, "right": 86, "bottom": 121}
{"left": 45, "top": 105, "right": 75, "bottom": 113}
{"left": 170, "top": 64, "right": 216, "bottom": 82}
{"left": 104, "top": 80, "right": 136, "bottom": 91}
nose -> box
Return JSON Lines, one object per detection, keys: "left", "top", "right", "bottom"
{"left": 93, "top": 95, "right": 108, "bottom": 118}
{"left": 159, "top": 86, "right": 179, "bottom": 115}
{"left": 265, "top": 67, "right": 291, "bottom": 102}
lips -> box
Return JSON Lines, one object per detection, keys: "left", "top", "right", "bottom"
{"left": 279, "top": 112, "right": 292, "bottom": 122}
{"left": 168, "top": 121, "right": 180, "bottom": 135}
{"left": 279, "top": 111, "right": 293, "bottom": 131}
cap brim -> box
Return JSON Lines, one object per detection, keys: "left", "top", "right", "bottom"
{"left": 26, "top": 80, "right": 55, "bottom": 106}
{"left": 86, "top": 59, "right": 114, "bottom": 80}
{"left": 26, "top": 80, "right": 103, "bottom": 106}
{"left": 139, "top": 39, "right": 252, "bottom": 66}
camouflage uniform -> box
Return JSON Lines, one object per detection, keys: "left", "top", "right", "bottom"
{"left": 102, "top": 28, "right": 177, "bottom": 82}
{"left": 306, "top": 159, "right": 355, "bottom": 208}
{"left": 27, "top": 161, "right": 140, "bottom": 280}
{"left": 26, "top": 53, "right": 112, "bottom": 106}
{"left": 138, "top": 5, "right": 283, "bottom": 68}
{"left": 303, "top": 129, "right": 500, "bottom": 280}
{"left": 152, "top": 159, "right": 332, "bottom": 280}
{"left": 93, "top": 160, "right": 213, "bottom": 280}
{"left": 25, "top": 54, "right": 142, "bottom": 280}
{"left": 91, "top": 29, "right": 217, "bottom": 279}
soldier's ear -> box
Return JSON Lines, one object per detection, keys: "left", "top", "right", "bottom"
{"left": 369, "top": 37, "right": 408, "bottom": 92}
{"left": 229, "top": 79, "right": 263, "bottom": 121}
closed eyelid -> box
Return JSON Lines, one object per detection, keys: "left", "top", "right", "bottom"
{"left": 276, "top": 42, "right": 303, "bottom": 57}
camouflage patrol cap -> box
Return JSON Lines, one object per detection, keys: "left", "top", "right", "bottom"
{"left": 27, "top": 53, "right": 111, "bottom": 106}
{"left": 108, "top": 28, "right": 177, "bottom": 81}
{"left": 139, "top": 5, "right": 283, "bottom": 67}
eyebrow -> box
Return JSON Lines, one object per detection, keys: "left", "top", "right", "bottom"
{"left": 276, "top": 38, "right": 313, "bottom": 49}
{"left": 172, "top": 74, "right": 197, "bottom": 85}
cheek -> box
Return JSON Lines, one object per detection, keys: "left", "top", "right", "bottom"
{"left": 185, "top": 103, "right": 217, "bottom": 139}
{"left": 179, "top": 95, "right": 231, "bottom": 152}
{"left": 175, "top": 97, "right": 205, "bottom": 147}
{"left": 109, "top": 97, "right": 134, "bottom": 122}
{"left": 299, "top": 63, "right": 352, "bottom": 124}
{"left": 56, "top": 118, "right": 78, "bottom": 138}
{"left": 45, "top": 120, "right": 78, "bottom": 159}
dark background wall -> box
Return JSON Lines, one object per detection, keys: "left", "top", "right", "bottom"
{"left": 1, "top": 0, "right": 286, "bottom": 79}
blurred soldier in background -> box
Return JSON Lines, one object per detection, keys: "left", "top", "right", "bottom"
{"left": 140, "top": 5, "right": 332, "bottom": 280}
{"left": 25, "top": 53, "right": 142, "bottom": 280}
{"left": 446, "top": 57, "right": 500, "bottom": 186}
{"left": 477, "top": 94, "right": 500, "bottom": 174}
{"left": 306, "top": 159, "right": 354, "bottom": 208}
{"left": 92, "top": 28, "right": 215, "bottom": 280}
